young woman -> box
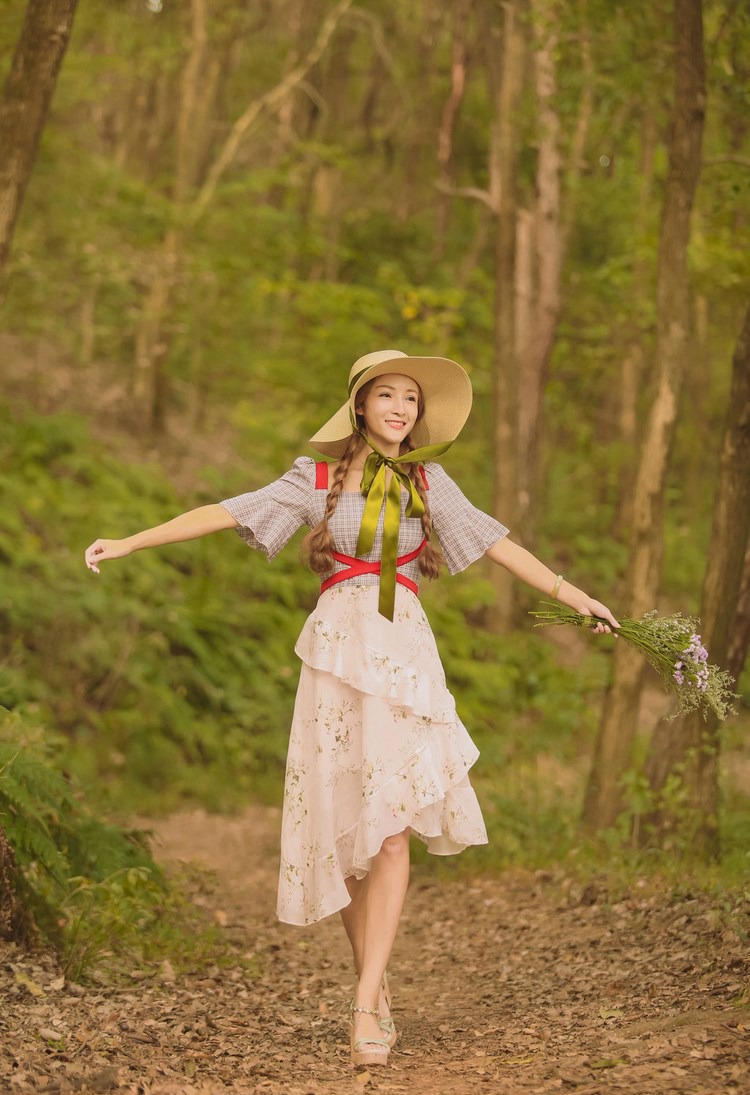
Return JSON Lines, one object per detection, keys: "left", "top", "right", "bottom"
{"left": 84, "top": 350, "right": 619, "bottom": 1067}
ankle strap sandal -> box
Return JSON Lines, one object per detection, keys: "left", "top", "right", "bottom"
{"left": 349, "top": 1006, "right": 391, "bottom": 1066}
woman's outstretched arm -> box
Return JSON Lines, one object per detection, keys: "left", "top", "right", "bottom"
{"left": 484, "top": 537, "right": 620, "bottom": 633}
{"left": 84, "top": 504, "right": 238, "bottom": 574}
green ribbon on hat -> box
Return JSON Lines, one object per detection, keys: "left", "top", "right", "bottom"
{"left": 354, "top": 432, "right": 453, "bottom": 620}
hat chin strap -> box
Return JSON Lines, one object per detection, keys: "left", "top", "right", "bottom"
{"left": 354, "top": 430, "right": 453, "bottom": 620}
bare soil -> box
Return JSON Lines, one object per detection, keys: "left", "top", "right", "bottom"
{"left": 2, "top": 806, "right": 749, "bottom": 1095}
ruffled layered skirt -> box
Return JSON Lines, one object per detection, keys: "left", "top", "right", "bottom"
{"left": 276, "top": 584, "right": 487, "bottom": 926}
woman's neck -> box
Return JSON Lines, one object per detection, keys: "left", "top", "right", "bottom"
{"left": 352, "top": 443, "right": 401, "bottom": 465}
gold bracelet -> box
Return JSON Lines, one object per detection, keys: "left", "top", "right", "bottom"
{"left": 551, "top": 574, "right": 564, "bottom": 600}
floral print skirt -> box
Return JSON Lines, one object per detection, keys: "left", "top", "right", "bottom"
{"left": 276, "top": 583, "right": 488, "bottom": 926}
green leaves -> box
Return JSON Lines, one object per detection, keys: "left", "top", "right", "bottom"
{"left": 0, "top": 404, "right": 312, "bottom": 811}
{"left": 0, "top": 706, "right": 160, "bottom": 952}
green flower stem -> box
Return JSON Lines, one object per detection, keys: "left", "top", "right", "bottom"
{"left": 529, "top": 602, "right": 736, "bottom": 722}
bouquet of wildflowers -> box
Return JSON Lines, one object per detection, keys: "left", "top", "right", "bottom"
{"left": 529, "top": 603, "right": 736, "bottom": 721}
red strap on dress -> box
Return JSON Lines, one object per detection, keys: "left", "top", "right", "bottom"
{"left": 313, "top": 461, "right": 427, "bottom": 598}
{"left": 320, "top": 541, "right": 425, "bottom": 596}
{"left": 314, "top": 461, "right": 429, "bottom": 490}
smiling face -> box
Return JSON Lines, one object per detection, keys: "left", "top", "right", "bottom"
{"left": 356, "top": 373, "right": 422, "bottom": 455}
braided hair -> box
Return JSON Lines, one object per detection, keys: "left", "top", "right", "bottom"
{"left": 303, "top": 431, "right": 364, "bottom": 575}
{"left": 401, "top": 445, "right": 443, "bottom": 580}
{"left": 302, "top": 380, "right": 443, "bottom": 580}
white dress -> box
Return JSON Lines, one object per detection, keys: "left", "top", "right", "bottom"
{"left": 220, "top": 458, "right": 509, "bottom": 926}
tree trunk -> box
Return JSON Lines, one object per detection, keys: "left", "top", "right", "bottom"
{"left": 519, "top": 1, "right": 593, "bottom": 541}
{"left": 559, "top": 14, "right": 593, "bottom": 253}
{"left": 485, "top": 0, "right": 525, "bottom": 630}
{"left": 456, "top": 205, "right": 493, "bottom": 289}
{"left": 80, "top": 283, "right": 97, "bottom": 366}
{"left": 612, "top": 110, "right": 659, "bottom": 539}
{"left": 175, "top": 0, "right": 209, "bottom": 204}
{"left": 309, "top": 25, "right": 357, "bottom": 280}
{"left": 434, "top": 0, "right": 471, "bottom": 258}
{"left": 133, "top": 0, "right": 207, "bottom": 431}
{"left": 582, "top": 0, "right": 706, "bottom": 831}
{"left": 0, "top": 0, "right": 79, "bottom": 274}
{"left": 515, "top": 207, "right": 535, "bottom": 462}
{"left": 727, "top": 538, "right": 750, "bottom": 681}
{"left": 0, "top": 825, "right": 36, "bottom": 945}
{"left": 518, "top": 0, "right": 562, "bottom": 537}
{"left": 642, "top": 303, "right": 750, "bottom": 858}
{"left": 132, "top": 227, "right": 182, "bottom": 432}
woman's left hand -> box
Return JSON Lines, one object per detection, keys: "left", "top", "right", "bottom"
{"left": 573, "top": 596, "right": 620, "bottom": 634}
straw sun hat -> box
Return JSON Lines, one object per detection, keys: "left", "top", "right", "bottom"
{"left": 309, "top": 350, "right": 473, "bottom": 458}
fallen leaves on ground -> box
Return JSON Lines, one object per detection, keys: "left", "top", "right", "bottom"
{"left": 1, "top": 807, "right": 748, "bottom": 1095}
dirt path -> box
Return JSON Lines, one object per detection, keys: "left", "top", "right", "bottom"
{"left": 2, "top": 806, "right": 748, "bottom": 1095}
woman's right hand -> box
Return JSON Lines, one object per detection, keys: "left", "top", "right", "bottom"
{"left": 84, "top": 537, "right": 133, "bottom": 574}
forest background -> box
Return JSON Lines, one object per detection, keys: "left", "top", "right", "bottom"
{"left": 0, "top": 0, "right": 748, "bottom": 968}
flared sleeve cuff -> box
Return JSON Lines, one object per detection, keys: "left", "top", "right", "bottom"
{"left": 219, "top": 456, "right": 316, "bottom": 559}
{"left": 424, "top": 462, "right": 509, "bottom": 575}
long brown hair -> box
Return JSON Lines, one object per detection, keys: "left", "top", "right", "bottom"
{"left": 302, "top": 378, "right": 443, "bottom": 580}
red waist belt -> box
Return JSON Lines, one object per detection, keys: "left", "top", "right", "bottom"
{"left": 320, "top": 540, "right": 426, "bottom": 596}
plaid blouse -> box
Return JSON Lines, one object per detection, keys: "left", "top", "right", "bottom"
{"left": 220, "top": 457, "right": 509, "bottom": 588}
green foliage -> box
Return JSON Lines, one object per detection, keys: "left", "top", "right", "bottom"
{"left": 0, "top": 709, "right": 153, "bottom": 890}
{"left": 59, "top": 864, "right": 223, "bottom": 984}
{"left": 0, "top": 405, "right": 314, "bottom": 811}
{"left": 0, "top": 705, "right": 223, "bottom": 979}
{"left": 0, "top": 706, "right": 161, "bottom": 960}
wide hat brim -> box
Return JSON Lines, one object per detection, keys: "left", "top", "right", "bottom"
{"left": 309, "top": 350, "right": 473, "bottom": 457}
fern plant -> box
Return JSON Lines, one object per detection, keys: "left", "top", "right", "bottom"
{"left": 0, "top": 707, "right": 162, "bottom": 954}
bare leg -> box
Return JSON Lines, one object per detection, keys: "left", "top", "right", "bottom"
{"left": 340, "top": 875, "right": 365, "bottom": 974}
{"left": 350, "top": 830, "right": 411, "bottom": 1047}
{"left": 340, "top": 876, "right": 392, "bottom": 1021}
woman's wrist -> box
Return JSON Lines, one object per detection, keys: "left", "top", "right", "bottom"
{"left": 547, "top": 572, "right": 573, "bottom": 605}
{"left": 556, "top": 581, "right": 589, "bottom": 614}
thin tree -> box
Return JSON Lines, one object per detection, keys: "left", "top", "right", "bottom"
{"left": 484, "top": 0, "right": 525, "bottom": 629}
{"left": 517, "top": 0, "right": 562, "bottom": 534}
{"left": 642, "top": 303, "right": 750, "bottom": 857}
{"left": 0, "top": 0, "right": 79, "bottom": 274}
{"left": 727, "top": 541, "right": 750, "bottom": 684}
{"left": 433, "top": 0, "right": 472, "bottom": 259}
{"left": 611, "top": 111, "right": 660, "bottom": 539}
{"left": 582, "top": 0, "right": 706, "bottom": 830}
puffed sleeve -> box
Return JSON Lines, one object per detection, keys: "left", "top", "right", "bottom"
{"left": 424, "top": 462, "right": 509, "bottom": 574}
{"left": 219, "top": 457, "right": 316, "bottom": 559}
